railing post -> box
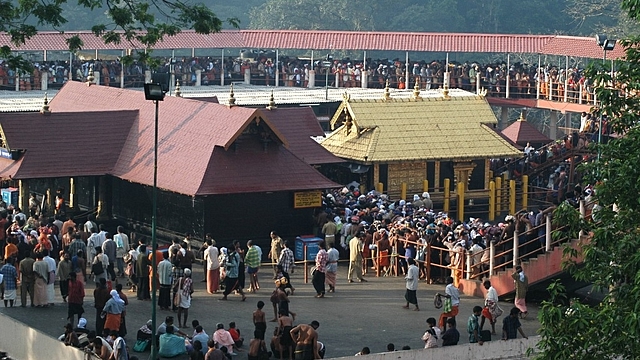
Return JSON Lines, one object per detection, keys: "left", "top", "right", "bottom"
{"left": 304, "top": 245, "right": 308, "bottom": 284}
{"left": 545, "top": 214, "right": 552, "bottom": 252}
{"left": 579, "top": 200, "right": 586, "bottom": 237}
{"left": 509, "top": 179, "right": 516, "bottom": 215}
{"left": 401, "top": 182, "right": 407, "bottom": 200}
{"left": 488, "top": 180, "right": 496, "bottom": 221}
{"left": 548, "top": 78, "right": 553, "bottom": 100}
{"left": 495, "top": 177, "right": 502, "bottom": 213}
{"left": 457, "top": 182, "right": 465, "bottom": 223}
{"left": 513, "top": 229, "right": 519, "bottom": 267}
{"left": 489, "top": 240, "right": 495, "bottom": 277}
{"left": 522, "top": 175, "right": 528, "bottom": 210}
{"left": 443, "top": 178, "right": 450, "bottom": 213}
{"left": 466, "top": 250, "right": 472, "bottom": 280}
{"left": 579, "top": 83, "right": 583, "bottom": 104}
{"left": 536, "top": 73, "right": 540, "bottom": 99}
{"left": 426, "top": 243, "right": 432, "bottom": 282}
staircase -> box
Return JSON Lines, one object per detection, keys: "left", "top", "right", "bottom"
{"left": 458, "top": 237, "right": 586, "bottom": 298}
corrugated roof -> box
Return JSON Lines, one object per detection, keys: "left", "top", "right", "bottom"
{"left": 0, "top": 110, "right": 136, "bottom": 179}
{"left": 259, "top": 107, "right": 343, "bottom": 165}
{"left": 501, "top": 118, "right": 552, "bottom": 146}
{"left": 45, "top": 81, "right": 332, "bottom": 196}
{"left": 321, "top": 95, "right": 522, "bottom": 162}
{"left": 0, "top": 30, "right": 626, "bottom": 59}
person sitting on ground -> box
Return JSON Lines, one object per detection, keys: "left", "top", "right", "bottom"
{"left": 158, "top": 325, "right": 188, "bottom": 358}
{"left": 91, "top": 336, "right": 112, "bottom": 360}
{"left": 213, "top": 322, "right": 237, "bottom": 355}
{"left": 355, "top": 346, "right": 370, "bottom": 355}
{"left": 191, "top": 340, "right": 205, "bottom": 360}
{"left": 441, "top": 318, "right": 460, "bottom": 346}
{"left": 63, "top": 323, "right": 80, "bottom": 347}
{"left": 228, "top": 322, "right": 244, "bottom": 351}
{"left": 205, "top": 339, "right": 225, "bottom": 360}
{"left": 191, "top": 325, "right": 209, "bottom": 356}
{"left": 248, "top": 330, "right": 271, "bottom": 360}
{"left": 137, "top": 319, "right": 153, "bottom": 344}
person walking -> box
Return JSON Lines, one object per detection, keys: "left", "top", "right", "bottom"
{"left": 220, "top": 245, "right": 246, "bottom": 301}
{"left": 347, "top": 232, "right": 367, "bottom": 283}
{"left": 312, "top": 241, "right": 327, "bottom": 298}
{"left": 66, "top": 271, "right": 85, "bottom": 325}
{"left": 204, "top": 238, "right": 220, "bottom": 294}
{"left": 269, "top": 231, "right": 284, "bottom": 279}
{"left": 324, "top": 242, "right": 339, "bottom": 293}
{"left": 402, "top": 258, "right": 419, "bottom": 311}
{"left": 512, "top": 265, "right": 528, "bottom": 318}
{"left": 480, "top": 280, "right": 502, "bottom": 335}
{"left": 175, "top": 268, "right": 193, "bottom": 328}
{"left": 157, "top": 251, "right": 173, "bottom": 310}
{"left": 438, "top": 276, "right": 460, "bottom": 331}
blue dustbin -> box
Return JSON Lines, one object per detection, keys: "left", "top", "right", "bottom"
{"left": 295, "top": 236, "right": 323, "bottom": 261}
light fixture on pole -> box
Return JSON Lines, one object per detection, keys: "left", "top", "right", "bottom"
{"left": 595, "top": 34, "right": 616, "bottom": 63}
{"left": 143, "top": 82, "right": 164, "bottom": 360}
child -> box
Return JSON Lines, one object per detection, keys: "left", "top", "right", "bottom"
{"left": 253, "top": 301, "right": 267, "bottom": 336}
{"left": 228, "top": 321, "right": 244, "bottom": 350}
{"left": 421, "top": 317, "right": 441, "bottom": 348}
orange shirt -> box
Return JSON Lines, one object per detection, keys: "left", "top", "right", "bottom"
{"left": 4, "top": 243, "right": 18, "bottom": 260}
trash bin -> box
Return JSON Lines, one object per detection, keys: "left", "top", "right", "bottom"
{"left": 295, "top": 236, "right": 323, "bottom": 261}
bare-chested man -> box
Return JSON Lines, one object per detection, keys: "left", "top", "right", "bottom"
{"left": 290, "top": 321, "right": 319, "bottom": 360}
{"left": 248, "top": 329, "right": 269, "bottom": 360}
{"left": 253, "top": 301, "right": 267, "bottom": 336}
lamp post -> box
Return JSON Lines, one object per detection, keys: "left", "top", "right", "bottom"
{"left": 143, "top": 83, "right": 164, "bottom": 360}
{"left": 325, "top": 53, "right": 332, "bottom": 100}
{"left": 594, "top": 35, "right": 616, "bottom": 164}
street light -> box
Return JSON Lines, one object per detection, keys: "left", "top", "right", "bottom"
{"left": 595, "top": 34, "right": 617, "bottom": 63}
{"left": 143, "top": 82, "right": 164, "bottom": 360}
{"left": 325, "top": 54, "right": 333, "bottom": 100}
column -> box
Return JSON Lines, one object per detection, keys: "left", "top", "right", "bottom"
{"left": 308, "top": 70, "right": 315, "bottom": 88}
{"left": 499, "top": 106, "right": 508, "bottom": 130}
{"left": 195, "top": 69, "right": 202, "bottom": 86}
{"left": 94, "top": 70, "right": 100, "bottom": 85}
{"left": 18, "top": 180, "right": 29, "bottom": 213}
{"left": 96, "top": 176, "right": 111, "bottom": 220}
{"left": 41, "top": 72, "right": 48, "bottom": 91}
{"left": 434, "top": 161, "right": 440, "bottom": 192}
{"left": 145, "top": 70, "right": 152, "bottom": 84}
{"left": 361, "top": 70, "right": 368, "bottom": 88}
{"left": 244, "top": 68, "right": 251, "bottom": 84}
{"left": 373, "top": 163, "right": 380, "bottom": 185}
{"left": 69, "top": 177, "right": 77, "bottom": 210}
{"left": 565, "top": 112, "right": 572, "bottom": 133}
{"left": 549, "top": 111, "right": 558, "bottom": 140}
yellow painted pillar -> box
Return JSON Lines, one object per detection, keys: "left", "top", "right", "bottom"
{"left": 495, "top": 177, "right": 502, "bottom": 213}
{"left": 423, "top": 180, "right": 429, "bottom": 193}
{"left": 488, "top": 170, "right": 493, "bottom": 181}
{"left": 509, "top": 179, "right": 516, "bottom": 215}
{"left": 488, "top": 180, "right": 496, "bottom": 221}
{"left": 443, "top": 178, "right": 450, "bottom": 213}
{"left": 457, "top": 182, "right": 465, "bottom": 222}
{"left": 69, "top": 177, "right": 77, "bottom": 209}
{"left": 376, "top": 182, "right": 384, "bottom": 194}
{"left": 401, "top": 182, "right": 407, "bottom": 200}
{"left": 46, "top": 188, "right": 53, "bottom": 215}
{"left": 18, "top": 180, "right": 29, "bottom": 213}
{"left": 522, "top": 175, "right": 528, "bottom": 210}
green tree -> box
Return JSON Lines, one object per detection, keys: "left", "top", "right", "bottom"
{"left": 534, "top": 1, "right": 640, "bottom": 359}
{"left": 0, "top": 0, "right": 239, "bottom": 70}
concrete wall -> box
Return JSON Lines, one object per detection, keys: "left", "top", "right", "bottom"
{"left": 333, "top": 336, "right": 539, "bottom": 360}
{"left": 0, "top": 313, "right": 86, "bottom": 360}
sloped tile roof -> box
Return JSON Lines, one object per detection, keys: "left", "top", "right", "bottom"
{"left": 44, "top": 81, "right": 334, "bottom": 195}
{"left": 259, "top": 107, "right": 343, "bottom": 165}
{"left": 501, "top": 118, "right": 552, "bottom": 146}
{"left": 196, "top": 138, "right": 338, "bottom": 195}
{"left": 0, "top": 110, "right": 136, "bottom": 179}
{"left": 321, "top": 95, "right": 522, "bottom": 162}
{"left": 0, "top": 30, "right": 625, "bottom": 60}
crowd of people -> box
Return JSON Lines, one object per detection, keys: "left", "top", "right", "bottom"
{"left": 0, "top": 174, "right": 593, "bottom": 358}
{"left": 0, "top": 53, "right": 595, "bottom": 103}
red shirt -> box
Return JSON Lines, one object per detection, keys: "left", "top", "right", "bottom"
{"left": 229, "top": 328, "right": 240, "bottom": 341}
{"left": 67, "top": 279, "right": 85, "bottom": 304}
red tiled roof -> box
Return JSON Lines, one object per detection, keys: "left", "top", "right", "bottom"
{"left": 196, "top": 138, "right": 338, "bottom": 195}
{"left": 0, "top": 110, "right": 136, "bottom": 179}
{"left": 501, "top": 119, "right": 552, "bottom": 146}
{"left": 0, "top": 30, "right": 626, "bottom": 59}
{"left": 47, "top": 81, "right": 335, "bottom": 195}
{"left": 260, "top": 107, "right": 343, "bottom": 165}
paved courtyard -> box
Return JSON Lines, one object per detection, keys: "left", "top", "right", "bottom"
{"left": 0, "top": 263, "right": 541, "bottom": 358}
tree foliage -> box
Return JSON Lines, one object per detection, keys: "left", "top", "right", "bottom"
{"left": 0, "top": 0, "right": 239, "bottom": 70}
{"left": 535, "top": 1, "right": 640, "bottom": 359}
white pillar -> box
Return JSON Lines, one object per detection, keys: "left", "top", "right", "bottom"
{"left": 465, "top": 250, "right": 472, "bottom": 280}
{"left": 195, "top": 69, "right": 202, "bottom": 86}
{"left": 120, "top": 51, "right": 124, "bottom": 88}
{"left": 275, "top": 49, "right": 279, "bottom": 87}
{"left": 15, "top": 74, "right": 19, "bottom": 91}
{"left": 41, "top": 72, "right": 48, "bottom": 91}
{"left": 579, "top": 200, "right": 586, "bottom": 237}
{"left": 221, "top": 48, "right": 225, "bottom": 87}
{"left": 564, "top": 56, "right": 569, "bottom": 102}
{"left": 579, "top": 83, "right": 583, "bottom": 104}
{"left": 550, "top": 111, "right": 558, "bottom": 140}
{"left": 335, "top": 72, "right": 340, "bottom": 88}
{"left": 145, "top": 70, "right": 152, "bottom": 84}
{"left": 244, "top": 68, "right": 251, "bottom": 84}
{"left": 476, "top": 72, "right": 481, "bottom": 94}
{"left": 506, "top": 54, "right": 510, "bottom": 99}
{"left": 43, "top": 50, "right": 47, "bottom": 62}
{"left": 545, "top": 214, "right": 552, "bottom": 252}
{"left": 94, "top": 71, "right": 100, "bottom": 85}
{"left": 308, "top": 70, "right": 315, "bottom": 88}
{"left": 405, "top": 51, "right": 409, "bottom": 89}
{"left": 361, "top": 70, "right": 368, "bottom": 88}
{"left": 499, "top": 106, "right": 508, "bottom": 130}
{"left": 537, "top": 55, "right": 541, "bottom": 99}
{"left": 513, "top": 229, "right": 519, "bottom": 267}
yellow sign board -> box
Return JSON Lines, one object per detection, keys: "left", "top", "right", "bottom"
{"left": 294, "top": 191, "right": 323, "bottom": 209}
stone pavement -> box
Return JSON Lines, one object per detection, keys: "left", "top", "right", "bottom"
{"left": 0, "top": 263, "right": 541, "bottom": 358}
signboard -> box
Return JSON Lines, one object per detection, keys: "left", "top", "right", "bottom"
{"left": 294, "top": 191, "right": 322, "bottom": 209}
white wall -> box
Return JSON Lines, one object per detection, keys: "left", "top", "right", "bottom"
{"left": 333, "top": 336, "right": 539, "bottom": 360}
{"left": 0, "top": 313, "right": 86, "bottom": 360}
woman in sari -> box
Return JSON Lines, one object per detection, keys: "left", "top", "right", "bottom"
{"left": 33, "top": 252, "right": 49, "bottom": 307}
{"left": 102, "top": 290, "right": 125, "bottom": 334}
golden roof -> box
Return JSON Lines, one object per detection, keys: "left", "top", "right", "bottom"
{"left": 321, "top": 95, "right": 522, "bottom": 162}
